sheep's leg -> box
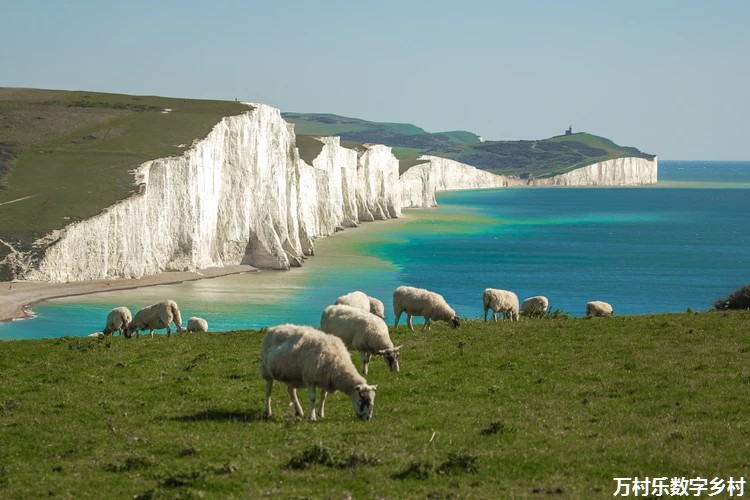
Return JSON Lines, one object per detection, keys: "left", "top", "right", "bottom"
{"left": 320, "top": 390, "right": 328, "bottom": 419}
{"left": 407, "top": 314, "right": 414, "bottom": 331}
{"left": 288, "top": 385, "right": 304, "bottom": 418}
{"left": 361, "top": 351, "right": 371, "bottom": 375}
{"left": 394, "top": 311, "right": 402, "bottom": 330}
{"left": 150, "top": 329, "right": 155, "bottom": 338}
{"left": 166, "top": 325, "right": 171, "bottom": 337}
{"left": 423, "top": 317, "right": 431, "bottom": 331}
{"left": 483, "top": 307, "right": 488, "bottom": 322}
{"left": 265, "top": 379, "right": 273, "bottom": 418}
{"left": 308, "top": 387, "right": 317, "bottom": 421}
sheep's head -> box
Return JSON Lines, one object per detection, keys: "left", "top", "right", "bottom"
{"left": 351, "top": 384, "right": 377, "bottom": 421}
{"left": 450, "top": 316, "right": 461, "bottom": 329}
{"left": 378, "top": 346, "right": 401, "bottom": 372}
{"left": 123, "top": 324, "right": 138, "bottom": 339}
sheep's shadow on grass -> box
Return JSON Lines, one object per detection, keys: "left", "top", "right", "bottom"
{"left": 171, "top": 408, "right": 267, "bottom": 423}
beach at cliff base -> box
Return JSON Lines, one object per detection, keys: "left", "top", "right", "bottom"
{"left": 0, "top": 265, "right": 256, "bottom": 323}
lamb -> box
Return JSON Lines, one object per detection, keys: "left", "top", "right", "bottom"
{"left": 483, "top": 288, "right": 520, "bottom": 322}
{"left": 335, "top": 291, "right": 386, "bottom": 320}
{"left": 124, "top": 300, "right": 185, "bottom": 338}
{"left": 520, "top": 295, "right": 549, "bottom": 317}
{"left": 259, "top": 324, "right": 377, "bottom": 421}
{"left": 586, "top": 301, "right": 614, "bottom": 317}
{"left": 102, "top": 306, "right": 132, "bottom": 336}
{"left": 393, "top": 285, "right": 460, "bottom": 331}
{"left": 320, "top": 304, "right": 401, "bottom": 375}
{"left": 186, "top": 317, "right": 209, "bottom": 333}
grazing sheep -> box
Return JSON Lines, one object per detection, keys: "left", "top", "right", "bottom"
{"left": 586, "top": 301, "right": 614, "bottom": 317}
{"left": 335, "top": 291, "right": 386, "bottom": 320}
{"left": 259, "top": 324, "right": 377, "bottom": 421}
{"left": 124, "top": 300, "right": 184, "bottom": 338}
{"left": 393, "top": 285, "right": 460, "bottom": 331}
{"left": 186, "top": 317, "right": 209, "bottom": 333}
{"left": 320, "top": 304, "right": 401, "bottom": 375}
{"left": 483, "top": 289, "right": 520, "bottom": 322}
{"left": 102, "top": 306, "right": 132, "bottom": 336}
{"left": 520, "top": 295, "right": 549, "bottom": 317}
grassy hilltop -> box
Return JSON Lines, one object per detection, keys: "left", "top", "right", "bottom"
{"left": 0, "top": 311, "right": 748, "bottom": 498}
{"left": 0, "top": 88, "right": 247, "bottom": 268}
{"left": 283, "top": 112, "right": 656, "bottom": 176}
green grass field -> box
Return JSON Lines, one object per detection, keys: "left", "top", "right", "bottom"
{"left": 0, "top": 88, "right": 246, "bottom": 263}
{"left": 1, "top": 311, "right": 748, "bottom": 498}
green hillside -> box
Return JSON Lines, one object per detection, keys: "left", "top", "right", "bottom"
{"left": 0, "top": 88, "right": 246, "bottom": 267}
{"left": 283, "top": 112, "right": 483, "bottom": 168}
{"left": 0, "top": 311, "right": 747, "bottom": 497}
{"left": 433, "top": 132, "right": 656, "bottom": 178}
{"left": 282, "top": 113, "right": 655, "bottom": 178}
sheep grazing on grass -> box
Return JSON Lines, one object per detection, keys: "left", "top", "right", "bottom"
{"left": 320, "top": 304, "right": 401, "bottom": 375}
{"left": 586, "top": 301, "right": 614, "bottom": 317}
{"left": 260, "top": 324, "right": 377, "bottom": 421}
{"left": 335, "top": 291, "right": 386, "bottom": 320}
{"left": 483, "top": 288, "right": 519, "bottom": 322}
{"left": 393, "top": 285, "right": 460, "bottom": 331}
{"left": 520, "top": 295, "right": 549, "bottom": 317}
{"left": 102, "top": 306, "right": 132, "bottom": 336}
{"left": 186, "top": 317, "right": 209, "bottom": 333}
{"left": 124, "top": 300, "right": 185, "bottom": 338}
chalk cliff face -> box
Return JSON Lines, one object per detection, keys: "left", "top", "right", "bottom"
{"left": 400, "top": 156, "right": 525, "bottom": 207}
{"left": 532, "top": 157, "right": 658, "bottom": 186}
{"left": 20, "top": 105, "right": 507, "bottom": 282}
{"left": 11, "top": 103, "right": 657, "bottom": 283}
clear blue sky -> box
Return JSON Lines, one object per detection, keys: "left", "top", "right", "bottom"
{"left": 3, "top": 1, "right": 748, "bottom": 160}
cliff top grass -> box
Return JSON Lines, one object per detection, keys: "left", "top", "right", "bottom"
{"left": 0, "top": 310, "right": 747, "bottom": 498}
{"left": 0, "top": 88, "right": 247, "bottom": 259}
{"left": 282, "top": 112, "right": 655, "bottom": 178}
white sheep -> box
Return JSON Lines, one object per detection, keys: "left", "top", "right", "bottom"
{"left": 393, "top": 285, "right": 460, "bottom": 331}
{"left": 335, "top": 291, "right": 386, "bottom": 320}
{"left": 586, "top": 301, "right": 614, "bottom": 317}
{"left": 320, "top": 304, "right": 401, "bottom": 375}
{"left": 259, "top": 324, "right": 377, "bottom": 421}
{"left": 124, "top": 300, "right": 185, "bottom": 338}
{"left": 186, "top": 317, "right": 209, "bottom": 333}
{"left": 102, "top": 306, "right": 132, "bottom": 336}
{"left": 520, "top": 295, "right": 549, "bottom": 317}
{"left": 483, "top": 288, "right": 519, "bottom": 322}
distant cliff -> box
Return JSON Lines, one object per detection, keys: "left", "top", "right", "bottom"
{"left": 531, "top": 157, "right": 658, "bottom": 186}
{"left": 4, "top": 103, "right": 657, "bottom": 283}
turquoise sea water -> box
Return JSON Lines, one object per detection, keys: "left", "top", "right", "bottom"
{"left": 2, "top": 160, "right": 749, "bottom": 340}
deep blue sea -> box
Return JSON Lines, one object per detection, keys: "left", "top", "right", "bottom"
{"left": 2, "top": 160, "right": 749, "bottom": 340}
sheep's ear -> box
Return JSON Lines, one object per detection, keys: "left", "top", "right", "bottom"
{"left": 371, "top": 384, "right": 378, "bottom": 391}
{"left": 394, "top": 345, "right": 402, "bottom": 351}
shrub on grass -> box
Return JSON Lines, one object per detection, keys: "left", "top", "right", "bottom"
{"left": 714, "top": 285, "right": 750, "bottom": 311}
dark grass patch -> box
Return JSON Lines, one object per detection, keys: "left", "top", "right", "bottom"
{"left": 104, "top": 456, "right": 155, "bottom": 473}
{"left": 394, "top": 460, "right": 435, "bottom": 480}
{"left": 394, "top": 452, "right": 478, "bottom": 480}
{"left": 285, "top": 445, "right": 380, "bottom": 470}
{"left": 160, "top": 463, "right": 237, "bottom": 488}
{"left": 172, "top": 408, "right": 266, "bottom": 422}
{"left": 479, "top": 420, "right": 509, "bottom": 436}
{"left": 436, "top": 452, "right": 478, "bottom": 475}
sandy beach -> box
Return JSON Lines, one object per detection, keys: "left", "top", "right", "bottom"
{"left": 0, "top": 265, "right": 256, "bottom": 323}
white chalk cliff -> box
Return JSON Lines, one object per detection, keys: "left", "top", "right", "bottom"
{"left": 12, "top": 104, "right": 657, "bottom": 283}
{"left": 532, "top": 157, "right": 658, "bottom": 186}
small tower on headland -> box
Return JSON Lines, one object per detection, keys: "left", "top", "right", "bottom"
{"left": 565, "top": 125, "right": 573, "bottom": 136}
